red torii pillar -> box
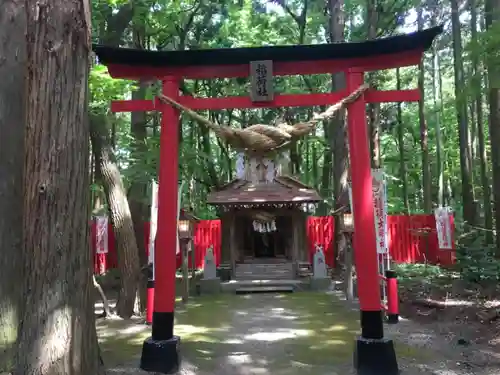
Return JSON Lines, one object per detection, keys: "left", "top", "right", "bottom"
{"left": 140, "top": 78, "right": 181, "bottom": 373}
{"left": 346, "top": 70, "right": 398, "bottom": 374}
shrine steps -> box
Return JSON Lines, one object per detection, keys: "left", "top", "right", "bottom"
{"left": 221, "top": 279, "right": 304, "bottom": 294}
{"left": 235, "top": 285, "right": 294, "bottom": 294}
{"left": 234, "top": 261, "right": 294, "bottom": 280}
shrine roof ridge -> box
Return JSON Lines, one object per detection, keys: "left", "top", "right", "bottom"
{"left": 93, "top": 26, "right": 442, "bottom": 68}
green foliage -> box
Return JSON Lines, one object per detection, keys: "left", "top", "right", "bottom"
{"left": 393, "top": 263, "right": 446, "bottom": 285}
{"left": 456, "top": 244, "right": 500, "bottom": 283}
{"left": 88, "top": 0, "right": 497, "bottom": 240}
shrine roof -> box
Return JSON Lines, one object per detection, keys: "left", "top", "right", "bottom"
{"left": 207, "top": 176, "right": 322, "bottom": 206}
{"left": 93, "top": 26, "right": 442, "bottom": 69}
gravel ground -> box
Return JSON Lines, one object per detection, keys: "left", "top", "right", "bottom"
{"left": 105, "top": 291, "right": 500, "bottom": 375}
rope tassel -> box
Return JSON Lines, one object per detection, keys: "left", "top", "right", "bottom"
{"left": 158, "top": 84, "right": 368, "bottom": 155}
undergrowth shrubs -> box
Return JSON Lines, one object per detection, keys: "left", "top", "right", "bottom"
{"left": 455, "top": 245, "right": 500, "bottom": 283}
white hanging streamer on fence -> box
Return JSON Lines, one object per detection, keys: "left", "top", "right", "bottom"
{"left": 434, "top": 206, "right": 453, "bottom": 249}
{"left": 95, "top": 216, "right": 109, "bottom": 254}
{"left": 176, "top": 180, "right": 185, "bottom": 256}
{"left": 148, "top": 180, "right": 159, "bottom": 280}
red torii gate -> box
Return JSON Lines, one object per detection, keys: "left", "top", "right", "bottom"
{"left": 94, "top": 25, "right": 442, "bottom": 375}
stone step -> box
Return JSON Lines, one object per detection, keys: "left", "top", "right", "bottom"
{"left": 235, "top": 266, "right": 292, "bottom": 272}
{"left": 221, "top": 279, "right": 304, "bottom": 293}
{"left": 235, "top": 269, "right": 293, "bottom": 276}
{"left": 235, "top": 286, "right": 294, "bottom": 294}
{"left": 235, "top": 274, "right": 293, "bottom": 280}
{"left": 236, "top": 264, "right": 292, "bottom": 270}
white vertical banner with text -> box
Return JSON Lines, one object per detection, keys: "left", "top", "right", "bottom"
{"left": 95, "top": 216, "right": 109, "bottom": 254}
{"left": 149, "top": 180, "right": 159, "bottom": 280}
{"left": 434, "top": 207, "right": 453, "bottom": 249}
{"left": 176, "top": 181, "right": 185, "bottom": 255}
{"left": 372, "top": 169, "right": 388, "bottom": 254}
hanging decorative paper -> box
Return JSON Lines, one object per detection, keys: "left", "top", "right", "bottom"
{"left": 271, "top": 220, "right": 276, "bottom": 231}
{"left": 235, "top": 152, "right": 245, "bottom": 179}
{"left": 434, "top": 207, "right": 453, "bottom": 249}
{"left": 95, "top": 216, "right": 109, "bottom": 254}
{"left": 252, "top": 219, "right": 277, "bottom": 233}
{"left": 372, "top": 169, "right": 388, "bottom": 254}
{"left": 148, "top": 180, "right": 159, "bottom": 280}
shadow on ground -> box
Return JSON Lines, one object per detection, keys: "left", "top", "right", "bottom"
{"left": 98, "top": 292, "right": 433, "bottom": 374}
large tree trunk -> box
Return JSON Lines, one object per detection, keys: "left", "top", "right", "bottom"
{"left": 366, "top": 0, "right": 380, "bottom": 168}
{"left": 417, "top": 9, "right": 432, "bottom": 213}
{"left": 0, "top": 1, "right": 26, "bottom": 370}
{"left": 451, "top": 0, "right": 476, "bottom": 226}
{"left": 396, "top": 68, "right": 409, "bottom": 213}
{"left": 128, "top": 81, "right": 149, "bottom": 314}
{"left": 471, "top": 0, "right": 493, "bottom": 244}
{"left": 328, "top": 0, "right": 348, "bottom": 272}
{"left": 432, "top": 45, "right": 445, "bottom": 207}
{"left": 90, "top": 114, "right": 141, "bottom": 319}
{"left": 14, "top": 0, "right": 103, "bottom": 373}
{"left": 485, "top": 0, "right": 500, "bottom": 255}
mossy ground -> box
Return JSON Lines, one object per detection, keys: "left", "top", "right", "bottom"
{"left": 98, "top": 292, "right": 432, "bottom": 371}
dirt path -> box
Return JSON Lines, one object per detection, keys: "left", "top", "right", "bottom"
{"left": 104, "top": 293, "right": 499, "bottom": 375}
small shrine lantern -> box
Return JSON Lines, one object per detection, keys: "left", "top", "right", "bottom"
{"left": 178, "top": 208, "right": 199, "bottom": 242}
{"left": 339, "top": 213, "right": 355, "bottom": 233}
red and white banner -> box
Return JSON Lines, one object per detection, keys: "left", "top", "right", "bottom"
{"left": 434, "top": 207, "right": 453, "bottom": 249}
{"left": 372, "top": 169, "right": 388, "bottom": 254}
{"left": 95, "top": 216, "right": 109, "bottom": 254}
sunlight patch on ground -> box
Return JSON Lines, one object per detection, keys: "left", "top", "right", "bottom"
{"left": 227, "top": 353, "right": 252, "bottom": 364}
{"left": 118, "top": 324, "right": 149, "bottom": 335}
{"left": 223, "top": 338, "right": 244, "bottom": 344}
{"left": 484, "top": 299, "right": 500, "bottom": 308}
{"left": 323, "top": 324, "right": 347, "bottom": 332}
{"left": 244, "top": 328, "right": 310, "bottom": 342}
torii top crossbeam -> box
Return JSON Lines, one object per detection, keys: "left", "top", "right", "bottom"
{"left": 94, "top": 26, "right": 442, "bottom": 80}
{"left": 93, "top": 26, "right": 442, "bottom": 375}
{"left": 94, "top": 26, "right": 442, "bottom": 113}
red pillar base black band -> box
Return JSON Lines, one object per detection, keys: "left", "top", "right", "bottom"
{"left": 140, "top": 311, "right": 180, "bottom": 374}
{"left": 152, "top": 311, "right": 174, "bottom": 340}
{"left": 360, "top": 310, "right": 384, "bottom": 339}
{"left": 140, "top": 335, "right": 181, "bottom": 374}
{"left": 353, "top": 336, "right": 399, "bottom": 375}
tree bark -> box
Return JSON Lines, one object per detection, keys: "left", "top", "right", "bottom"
{"left": 14, "top": 0, "right": 104, "bottom": 373}
{"left": 396, "top": 68, "right": 409, "bottom": 213}
{"left": 0, "top": 1, "right": 26, "bottom": 371}
{"left": 90, "top": 113, "right": 141, "bottom": 319}
{"left": 366, "top": 0, "right": 380, "bottom": 168}
{"left": 128, "top": 81, "right": 149, "bottom": 314}
{"left": 417, "top": 9, "right": 432, "bottom": 213}
{"left": 471, "top": 0, "right": 493, "bottom": 243}
{"left": 451, "top": 0, "right": 476, "bottom": 226}
{"left": 485, "top": 0, "right": 500, "bottom": 255}
{"left": 432, "top": 47, "right": 445, "bottom": 207}
{"left": 328, "top": 0, "right": 348, "bottom": 272}
{"left": 93, "top": 275, "right": 112, "bottom": 318}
